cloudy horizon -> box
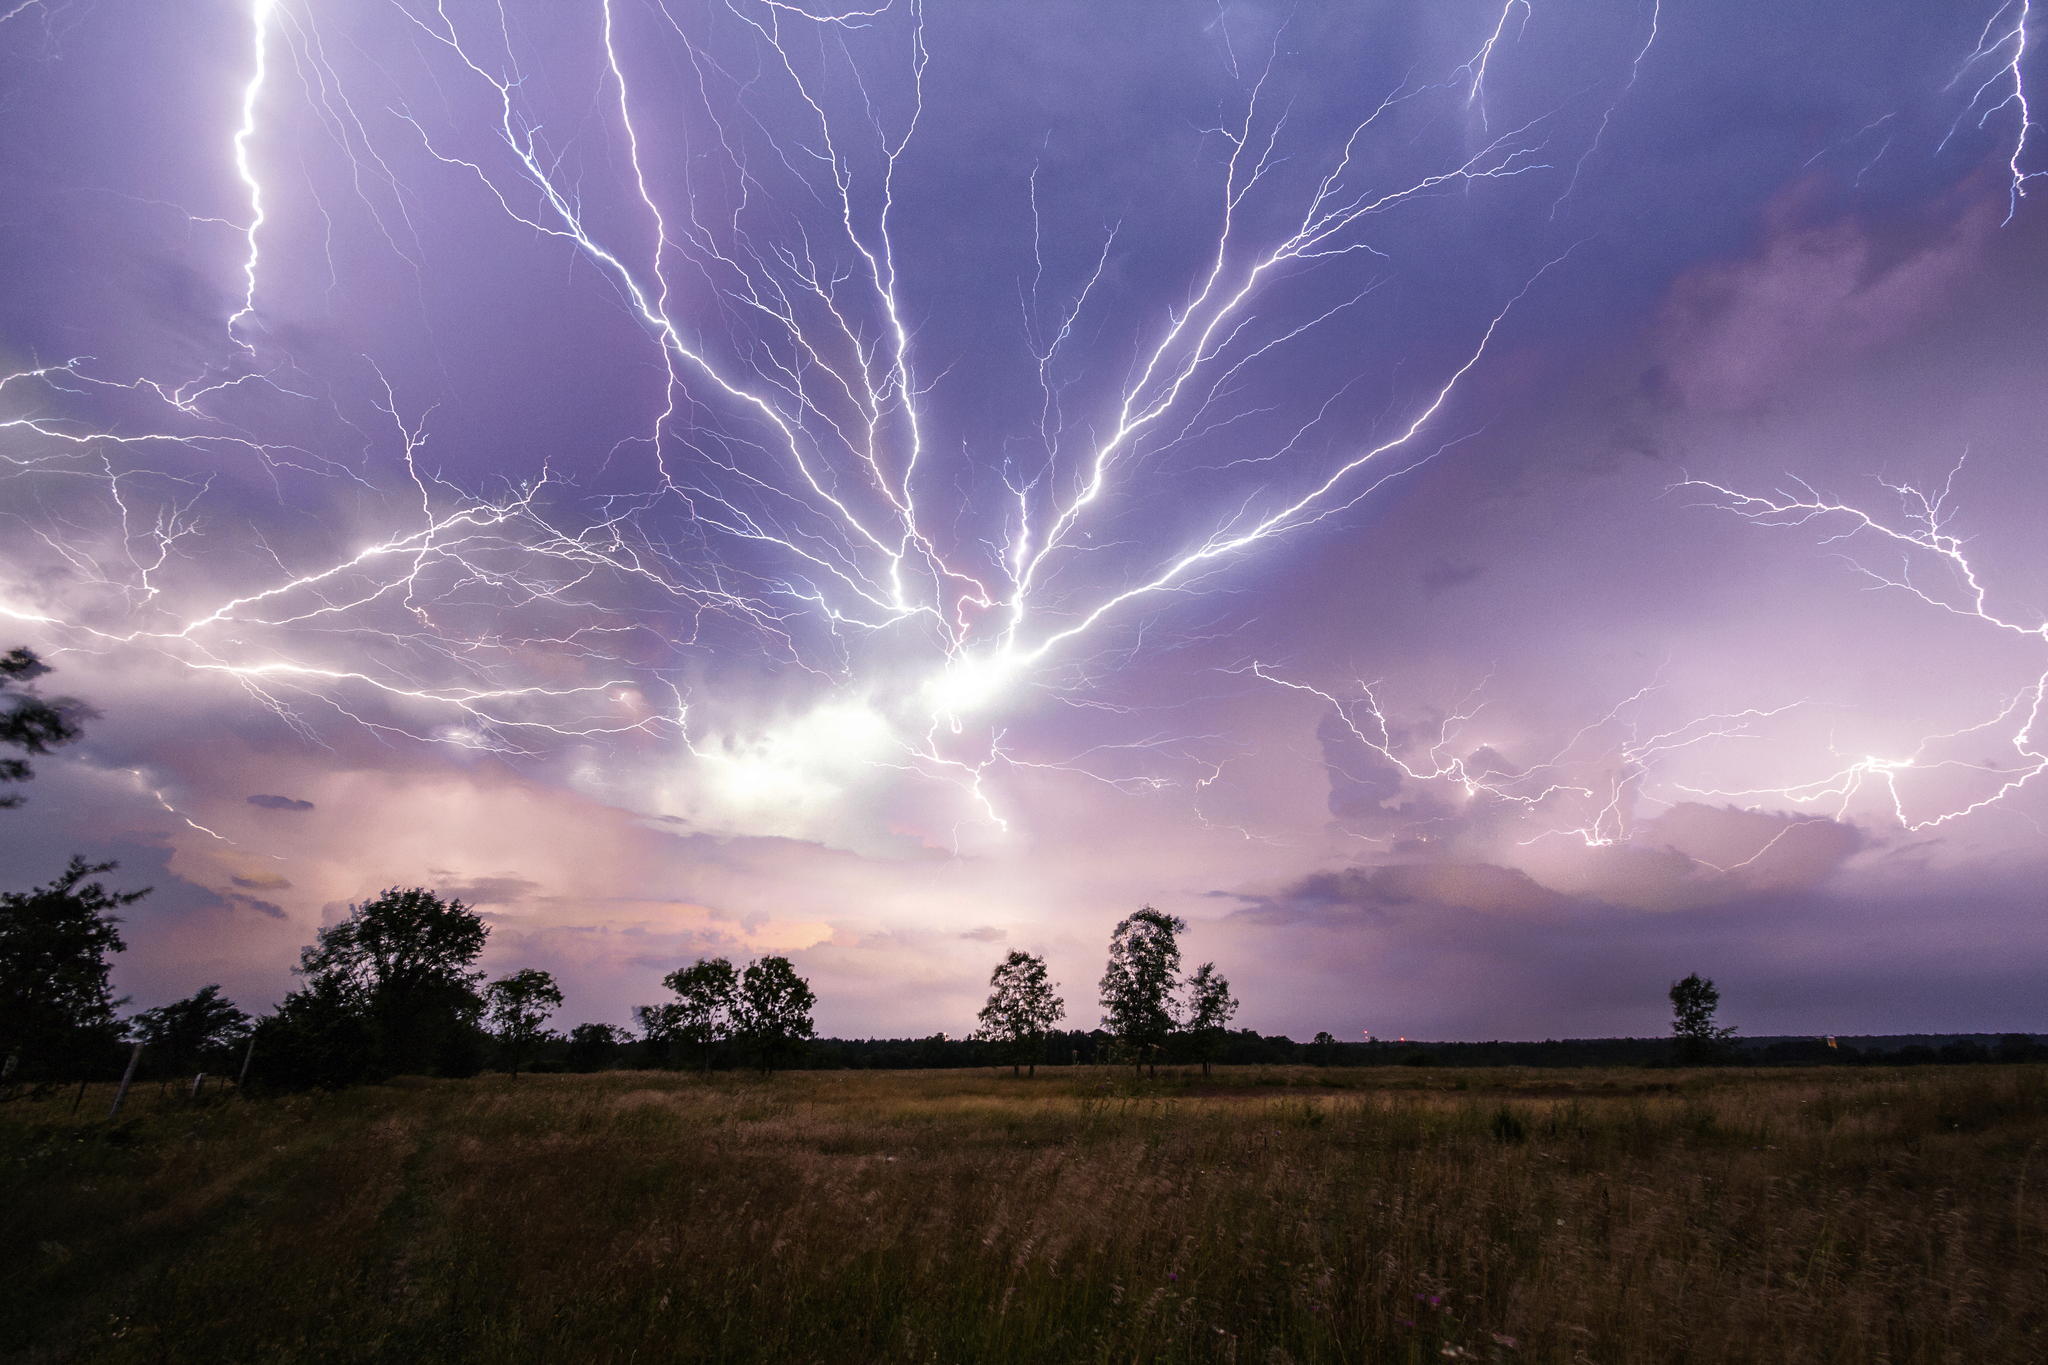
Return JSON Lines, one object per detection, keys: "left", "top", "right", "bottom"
{"left": 4, "top": 1, "right": 2046, "bottom": 1043}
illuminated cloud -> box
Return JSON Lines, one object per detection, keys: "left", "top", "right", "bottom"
{"left": 0, "top": 2, "right": 2044, "bottom": 1040}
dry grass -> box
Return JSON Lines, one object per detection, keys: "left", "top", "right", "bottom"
{"left": 3, "top": 1065, "right": 2045, "bottom": 1363}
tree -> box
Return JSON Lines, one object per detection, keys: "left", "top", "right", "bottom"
{"left": 271, "top": 887, "right": 490, "bottom": 1084}
{"left": 129, "top": 984, "right": 250, "bottom": 1078}
{"left": 1, "top": 646, "right": 90, "bottom": 809}
{"left": 1099, "top": 906, "right": 1184, "bottom": 1077}
{"left": 734, "top": 955, "right": 815, "bottom": 1073}
{"left": 663, "top": 956, "right": 739, "bottom": 1071}
{"left": 250, "top": 975, "right": 373, "bottom": 1091}
{"left": 973, "top": 950, "right": 1065, "bottom": 1077}
{"left": 1670, "top": 972, "right": 1736, "bottom": 1065}
{"left": 485, "top": 968, "right": 563, "bottom": 1078}
{"left": 1179, "top": 962, "right": 1238, "bottom": 1078}
{"left": 633, "top": 1002, "right": 686, "bottom": 1068}
{"left": 565, "top": 1022, "right": 625, "bottom": 1072}
{"left": 0, "top": 857, "right": 147, "bottom": 1083}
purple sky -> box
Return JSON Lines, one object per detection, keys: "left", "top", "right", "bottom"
{"left": 3, "top": 1, "right": 2047, "bottom": 1041}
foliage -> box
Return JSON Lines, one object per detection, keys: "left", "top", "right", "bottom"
{"left": 256, "top": 887, "right": 490, "bottom": 1088}
{"left": 632, "top": 1002, "right": 687, "bottom": 1069}
{"left": 735, "top": 955, "right": 816, "bottom": 1072}
{"left": 0, "top": 646, "right": 91, "bottom": 810}
{"left": 1179, "top": 962, "right": 1238, "bottom": 1077}
{"left": 485, "top": 969, "right": 563, "bottom": 1078}
{"left": 128, "top": 984, "right": 251, "bottom": 1078}
{"left": 661, "top": 956, "right": 739, "bottom": 1070}
{"left": 1098, "top": 906, "right": 1184, "bottom": 1076}
{"left": 0, "top": 856, "right": 147, "bottom": 1082}
{"left": 1670, "top": 972, "right": 1738, "bottom": 1065}
{"left": 972, "top": 950, "right": 1065, "bottom": 1077}
{"left": 564, "top": 1022, "right": 626, "bottom": 1072}
{"left": 251, "top": 975, "right": 374, "bottom": 1092}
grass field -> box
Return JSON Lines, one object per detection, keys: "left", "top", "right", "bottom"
{"left": 4, "top": 1064, "right": 2045, "bottom": 1363}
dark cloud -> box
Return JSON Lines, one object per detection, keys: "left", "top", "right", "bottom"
{"left": 1235, "top": 860, "right": 1571, "bottom": 928}
{"left": 246, "top": 794, "right": 314, "bottom": 812}
{"left": 231, "top": 872, "right": 293, "bottom": 890}
{"left": 1655, "top": 186, "right": 1998, "bottom": 413}
{"left": 434, "top": 874, "right": 543, "bottom": 908}
{"left": 1419, "top": 559, "right": 1484, "bottom": 594}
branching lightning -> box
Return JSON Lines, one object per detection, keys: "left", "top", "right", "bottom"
{"left": 1678, "top": 459, "right": 2048, "bottom": 832}
{"left": 0, "top": 0, "right": 2039, "bottom": 851}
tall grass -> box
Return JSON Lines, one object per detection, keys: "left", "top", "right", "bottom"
{"left": 4, "top": 1065, "right": 2044, "bottom": 1362}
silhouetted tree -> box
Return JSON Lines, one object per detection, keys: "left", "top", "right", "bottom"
{"left": 252, "top": 975, "right": 375, "bottom": 1091}
{"left": 129, "top": 984, "right": 250, "bottom": 1078}
{"left": 485, "top": 968, "right": 563, "bottom": 1078}
{"left": 633, "top": 1002, "right": 686, "bottom": 1068}
{"left": 1307, "top": 1030, "right": 1338, "bottom": 1065}
{"left": 735, "top": 955, "right": 815, "bottom": 1073}
{"left": 0, "top": 857, "right": 147, "bottom": 1084}
{"left": 261, "top": 887, "right": 489, "bottom": 1086}
{"left": 565, "top": 1022, "right": 625, "bottom": 1072}
{"left": 1179, "top": 962, "right": 1238, "bottom": 1078}
{"left": 1670, "top": 972, "right": 1736, "bottom": 1065}
{"left": 1100, "top": 906, "right": 1184, "bottom": 1077}
{"left": 1, "top": 646, "right": 90, "bottom": 809}
{"left": 663, "top": 956, "right": 739, "bottom": 1071}
{"left": 973, "top": 950, "right": 1065, "bottom": 1077}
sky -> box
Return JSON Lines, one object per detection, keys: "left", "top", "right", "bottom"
{"left": 2, "top": 0, "right": 2046, "bottom": 1042}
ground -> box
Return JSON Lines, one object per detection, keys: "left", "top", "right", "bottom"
{"left": 3, "top": 1065, "right": 2044, "bottom": 1362}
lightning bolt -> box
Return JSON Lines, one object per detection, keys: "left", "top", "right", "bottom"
{"left": 1945, "top": 0, "right": 2042, "bottom": 222}
{"left": 0, "top": 1, "right": 2034, "bottom": 851}
{"left": 1679, "top": 458, "right": 2048, "bottom": 831}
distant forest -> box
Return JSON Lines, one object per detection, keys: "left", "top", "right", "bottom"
{"left": 553, "top": 1029, "right": 2048, "bottom": 1075}
{"left": 7, "top": 644, "right": 2046, "bottom": 1095}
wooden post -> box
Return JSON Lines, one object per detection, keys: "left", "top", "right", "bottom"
{"left": 236, "top": 1034, "right": 255, "bottom": 1091}
{"left": 190, "top": 1072, "right": 206, "bottom": 1101}
{"left": 107, "top": 1041, "right": 143, "bottom": 1121}
{"left": 70, "top": 1077, "right": 88, "bottom": 1116}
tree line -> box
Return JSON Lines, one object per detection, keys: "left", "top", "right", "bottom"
{"left": 2, "top": 654, "right": 1257, "bottom": 1091}
{"left": 5, "top": 646, "right": 2043, "bottom": 1094}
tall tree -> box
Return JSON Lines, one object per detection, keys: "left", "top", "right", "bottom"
{"left": 274, "top": 887, "right": 490, "bottom": 1083}
{"left": 1670, "top": 972, "right": 1736, "bottom": 1065}
{"left": 663, "top": 956, "right": 739, "bottom": 1071}
{"left": 973, "top": 950, "right": 1065, "bottom": 1077}
{"left": 734, "top": 955, "right": 815, "bottom": 1073}
{"left": 1099, "top": 906, "right": 1184, "bottom": 1077}
{"left": 129, "top": 984, "right": 250, "bottom": 1078}
{"left": 1180, "top": 962, "right": 1238, "bottom": 1079}
{"left": 485, "top": 968, "right": 563, "bottom": 1078}
{"left": 0, "top": 646, "right": 89, "bottom": 809}
{"left": 0, "top": 857, "right": 146, "bottom": 1082}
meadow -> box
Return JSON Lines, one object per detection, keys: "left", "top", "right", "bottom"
{"left": 3, "top": 1064, "right": 2044, "bottom": 1363}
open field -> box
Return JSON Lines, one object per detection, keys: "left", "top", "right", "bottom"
{"left": 4, "top": 1065, "right": 2046, "bottom": 1363}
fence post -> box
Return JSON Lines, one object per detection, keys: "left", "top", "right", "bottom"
{"left": 107, "top": 1041, "right": 143, "bottom": 1121}
{"left": 237, "top": 1034, "right": 256, "bottom": 1091}
{"left": 190, "top": 1072, "right": 206, "bottom": 1101}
